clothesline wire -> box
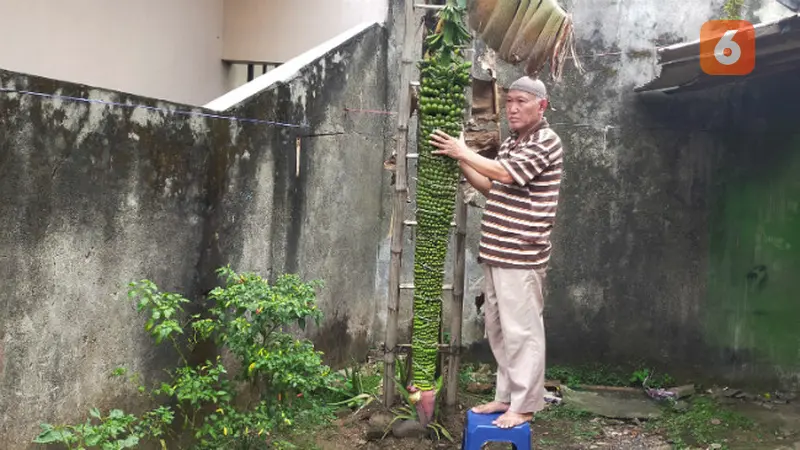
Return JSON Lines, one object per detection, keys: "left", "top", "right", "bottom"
{"left": 0, "top": 86, "right": 306, "bottom": 129}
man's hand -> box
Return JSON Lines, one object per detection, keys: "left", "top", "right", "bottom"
{"left": 429, "top": 128, "right": 514, "bottom": 187}
{"left": 429, "top": 129, "right": 468, "bottom": 160}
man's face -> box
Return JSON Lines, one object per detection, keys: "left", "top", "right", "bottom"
{"left": 505, "top": 90, "right": 547, "bottom": 133}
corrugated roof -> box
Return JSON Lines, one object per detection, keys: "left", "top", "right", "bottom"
{"left": 634, "top": 13, "right": 800, "bottom": 93}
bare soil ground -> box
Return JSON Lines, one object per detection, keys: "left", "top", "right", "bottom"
{"left": 283, "top": 377, "right": 800, "bottom": 450}
{"left": 271, "top": 358, "right": 800, "bottom": 450}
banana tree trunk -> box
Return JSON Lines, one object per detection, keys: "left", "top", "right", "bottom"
{"left": 408, "top": 0, "right": 472, "bottom": 427}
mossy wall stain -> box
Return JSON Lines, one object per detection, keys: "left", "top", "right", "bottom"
{"left": 470, "top": 0, "right": 800, "bottom": 391}
{"left": 705, "top": 130, "right": 800, "bottom": 382}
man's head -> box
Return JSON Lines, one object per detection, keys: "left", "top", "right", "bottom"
{"left": 505, "top": 76, "right": 548, "bottom": 133}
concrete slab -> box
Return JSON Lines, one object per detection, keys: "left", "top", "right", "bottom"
{"left": 561, "top": 387, "right": 663, "bottom": 420}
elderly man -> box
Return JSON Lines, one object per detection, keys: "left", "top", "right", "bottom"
{"left": 429, "top": 76, "right": 563, "bottom": 428}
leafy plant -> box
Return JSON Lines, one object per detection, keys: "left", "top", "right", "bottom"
{"left": 384, "top": 375, "right": 454, "bottom": 443}
{"left": 34, "top": 266, "right": 336, "bottom": 450}
{"left": 325, "top": 362, "right": 382, "bottom": 414}
{"left": 32, "top": 407, "right": 173, "bottom": 450}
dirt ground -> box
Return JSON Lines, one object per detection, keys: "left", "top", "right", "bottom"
{"left": 274, "top": 358, "right": 800, "bottom": 450}
{"left": 304, "top": 397, "right": 669, "bottom": 450}
{"left": 291, "top": 384, "right": 800, "bottom": 450}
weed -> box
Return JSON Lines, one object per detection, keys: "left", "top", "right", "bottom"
{"left": 545, "top": 364, "right": 630, "bottom": 388}
{"left": 545, "top": 364, "right": 674, "bottom": 389}
{"left": 537, "top": 404, "right": 595, "bottom": 422}
{"left": 723, "top": 0, "right": 745, "bottom": 20}
{"left": 631, "top": 367, "right": 675, "bottom": 389}
{"left": 647, "top": 396, "right": 753, "bottom": 448}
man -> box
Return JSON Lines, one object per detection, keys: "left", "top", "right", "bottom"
{"left": 429, "top": 76, "right": 563, "bottom": 428}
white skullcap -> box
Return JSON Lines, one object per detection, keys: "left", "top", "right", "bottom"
{"left": 508, "top": 76, "right": 548, "bottom": 99}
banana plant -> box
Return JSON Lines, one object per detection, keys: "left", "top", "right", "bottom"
{"left": 467, "top": 0, "right": 582, "bottom": 79}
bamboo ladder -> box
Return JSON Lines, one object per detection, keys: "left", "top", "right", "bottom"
{"left": 383, "top": 0, "right": 472, "bottom": 409}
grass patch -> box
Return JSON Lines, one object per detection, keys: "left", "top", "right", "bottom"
{"left": 546, "top": 364, "right": 675, "bottom": 388}
{"left": 535, "top": 404, "right": 603, "bottom": 445}
{"left": 647, "top": 396, "right": 754, "bottom": 448}
{"left": 546, "top": 364, "right": 630, "bottom": 387}
{"left": 537, "top": 404, "right": 595, "bottom": 422}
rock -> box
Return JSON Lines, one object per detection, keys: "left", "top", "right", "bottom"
{"left": 392, "top": 419, "right": 429, "bottom": 439}
{"left": 366, "top": 426, "right": 389, "bottom": 441}
{"left": 366, "top": 411, "right": 393, "bottom": 441}
{"left": 710, "top": 444, "right": 722, "bottom": 449}
{"left": 545, "top": 379, "right": 562, "bottom": 389}
{"left": 710, "top": 418, "right": 722, "bottom": 425}
{"left": 466, "top": 382, "right": 494, "bottom": 394}
{"left": 724, "top": 389, "right": 744, "bottom": 398}
{"left": 562, "top": 387, "right": 662, "bottom": 420}
{"left": 673, "top": 401, "right": 690, "bottom": 412}
{"left": 668, "top": 384, "right": 696, "bottom": 399}
{"left": 368, "top": 411, "right": 393, "bottom": 428}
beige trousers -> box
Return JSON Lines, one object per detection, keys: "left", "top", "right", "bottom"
{"left": 482, "top": 264, "right": 547, "bottom": 414}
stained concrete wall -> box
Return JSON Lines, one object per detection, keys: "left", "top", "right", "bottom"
{"left": 455, "top": 0, "right": 800, "bottom": 391}
{"left": 0, "top": 22, "right": 390, "bottom": 449}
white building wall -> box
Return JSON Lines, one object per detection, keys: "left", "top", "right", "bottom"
{"left": 0, "top": 0, "right": 227, "bottom": 106}
{"left": 222, "top": 0, "right": 388, "bottom": 64}
{"left": 0, "top": 0, "right": 389, "bottom": 105}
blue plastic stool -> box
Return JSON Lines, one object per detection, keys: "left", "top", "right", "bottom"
{"left": 461, "top": 409, "right": 531, "bottom": 450}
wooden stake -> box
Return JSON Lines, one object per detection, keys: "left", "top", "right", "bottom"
{"left": 383, "top": 0, "right": 416, "bottom": 407}
{"left": 446, "top": 161, "right": 468, "bottom": 408}
{"left": 446, "top": 46, "right": 474, "bottom": 408}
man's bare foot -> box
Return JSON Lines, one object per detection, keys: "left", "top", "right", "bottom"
{"left": 493, "top": 411, "right": 533, "bottom": 428}
{"left": 471, "top": 401, "right": 510, "bottom": 414}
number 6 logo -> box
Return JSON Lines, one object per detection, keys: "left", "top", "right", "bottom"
{"left": 700, "top": 20, "right": 755, "bottom": 76}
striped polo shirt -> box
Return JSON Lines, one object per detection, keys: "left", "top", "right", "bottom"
{"left": 478, "top": 117, "right": 564, "bottom": 270}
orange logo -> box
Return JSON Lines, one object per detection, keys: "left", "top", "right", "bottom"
{"left": 700, "top": 20, "right": 755, "bottom": 76}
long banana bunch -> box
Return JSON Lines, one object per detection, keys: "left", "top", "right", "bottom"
{"left": 468, "top": 0, "right": 581, "bottom": 80}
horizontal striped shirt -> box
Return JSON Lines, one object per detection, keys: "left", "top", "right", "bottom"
{"left": 478, "top": 118, "right": 563, "bottom": 270}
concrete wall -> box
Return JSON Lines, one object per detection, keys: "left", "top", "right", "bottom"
{"left": 0, "top": 0, "right": 228, "bottom": 106}
{"left": 222, "top": 0, "right": 389, "bottom": 63}
{"left": 0, "top": 22, "right": 390, "bottom": 450}
{"left": 456, "top": 0, "right": 800, "bottom": 390}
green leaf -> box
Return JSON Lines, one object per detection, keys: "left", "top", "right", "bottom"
{"left": 119, "top": 435, "right": 140, "bottom": 448}
{"left": 32, "top": 425, "right": 71, "bottom": 444}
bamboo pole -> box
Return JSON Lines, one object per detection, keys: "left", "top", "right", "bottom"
{"left": 383, "top": 0, "right": 416, "bottom": 407}
{"left": 445, "top": 45, "right": 474, "bottom": 408}
{"left": 446, "top": 188, "right": 467, "bottom": 407}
